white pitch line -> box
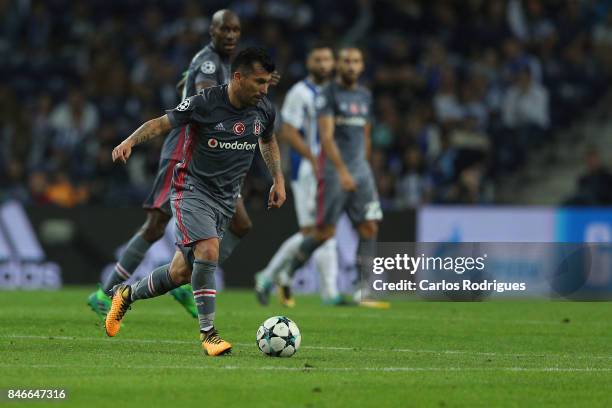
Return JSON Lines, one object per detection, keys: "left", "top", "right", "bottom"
{"left": 0, "top": 363, "right": 610, "bottom": 373}
{"left": 325, "top": 312, "right": 608, "bottom": 327}
{"left": 2, "top": 334, "right": 612, "bottom": 361}
{"left": 148, "top": 309, "right": 608, "bottom": 327}
{"left": 2, "top": 334, "right": 189, "bottom": 345}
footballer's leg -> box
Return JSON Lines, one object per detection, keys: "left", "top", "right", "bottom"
{"left": 89, "top": 159, "right": 195, "bottom": 320}
{"left": 257, "top": 230, "right": 339, "bottom": 307}
{"left": 256, "top": 169, "right": 319, "bottom": 305}
{"left": 105, "top": 250, "right": 191, "bottom": 337}
{"left": 349, "top": 171, "right": 388, "bottom": 309}
{"left": 88, "top": 209, "right": 169, "bottom": 320}
{"left": 314, "top": 237, "right": 343, "bottom": 305}
{"left": 175, "top": 194, "right": 232, "bottom": 356}
{"left": 292, "top": 161, "right": 343, "bottom": 305}
{"left": 143, "top": 158, "right": 197, "bottom": 317}
{"left": 354, "top": 220, "right": 388, "bottom": 309}
{"left": 218, "top": 195, "right": 251, "bottom": 264}
{"left": 279, "top": 171, "right": 347, "bottom": 306}
{"left": 103, "top": 157, "right": 177, "bottom": 296}
{"left": 352, "top": 221, "right": 388, "bottom": 309}
{"left": 255, "top": 227, "right": 314, "bottom": 306}
{"left": 254, "top": 231, "right": 304, "bottom": 305}
{"left": 192, "top": 238, "right": 232, "bottom": 356}
{"left": 279, "top": 224, "right": 336, "bottom": 307}
{"left": 137, "top": 210, "right": 198, "bottom": 319}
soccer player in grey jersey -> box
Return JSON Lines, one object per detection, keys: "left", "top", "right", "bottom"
{"left": 255, "top": 44, "right": 344, "bottom": 307}
{"left": 106, "top": 48, "right": 285, "bottom": 356}
{"left": 88, "top": 10, "right": 255, "bottom": 320}
{"left": 282, "top": 47, "right": 386, "bottom": 308}
{"left": 172, "top": 9, "right": 258, "bottom": 268}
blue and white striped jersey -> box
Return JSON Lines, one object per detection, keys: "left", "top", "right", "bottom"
{"left": 280, "top": 78, "right": 324, "bottom": 180}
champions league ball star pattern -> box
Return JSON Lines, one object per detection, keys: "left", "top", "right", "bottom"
{"left": 256, "top": 316, "right": 301, "bottom": 357}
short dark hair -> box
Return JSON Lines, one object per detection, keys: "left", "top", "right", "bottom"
{"left": 308, "top": 41, "right": 334, "bottom": 56}
{"left": 337, "top": 45, "right": 362, "bottom": 56}
{"left": 231, "top": 47, "right": 275, "bottom": 74}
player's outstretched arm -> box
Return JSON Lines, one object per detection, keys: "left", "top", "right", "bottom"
{"left": 112, "top": 115, "right": 172, "bottom": 163}
{"left": 259, "top": 135, "right": 286, "bottom": 209}
{"left": 364, "top": 122, "right": 372, "bottom": 162}
{"left": 318, "top": 115, "right": 356, "bottom": 191}
{"left": 279, "top": 123, "right": 318, "bottom": 173}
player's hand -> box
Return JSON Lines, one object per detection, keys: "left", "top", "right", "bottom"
{"left": 270, "top": 71, "right": 281, "bottom": 86}
{"left": 112, "top": 140, "right": 134, "bottom": 163}
{"left": 268, "top": 180, "right": 286, "bottom": 209}
{"left": 309, "top": 155, "right": 319, "bottom": 176}
{"left": 339, "top": 169, "right": 357, "bottom": 192}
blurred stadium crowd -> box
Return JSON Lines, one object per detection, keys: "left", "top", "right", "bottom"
{"left": 1, "top": 0, "right": 611, "bottom": 209}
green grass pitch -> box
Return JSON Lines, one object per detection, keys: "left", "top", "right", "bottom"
{"left": 1, "top": 288, "right": 611, "bottom": 407}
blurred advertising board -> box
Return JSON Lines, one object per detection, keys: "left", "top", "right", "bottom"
{"left": 0, "top": 201, "right": 61, "bottom": 289}
{"left": 416, "top": 206, "right": 612, "bottom": 297}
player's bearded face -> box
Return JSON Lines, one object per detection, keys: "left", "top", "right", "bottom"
{"left": 238, "top": 65, "right": 272, "bottom": 106}
{"left": 338, "top": 49, "right": 364, "bottom": 84}
{"left": 307, "top": 49, "right": 334, "bottom": 83}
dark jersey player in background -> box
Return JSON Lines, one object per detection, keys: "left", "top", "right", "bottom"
{"left": 280, "top": 47, "right": 388, "bottom": 309}
{"left": 87, "top": 10, "right": 258, "bottom": 320}
{"left": 105, "top": 47, "right": 285, "bottom": 356}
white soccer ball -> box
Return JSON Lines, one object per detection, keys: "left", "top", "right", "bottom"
{"left": 256, "top": 316, "right": 301, "bottom": 357}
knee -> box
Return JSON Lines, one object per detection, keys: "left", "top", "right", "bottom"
{"left": 170, "top": 265, "right": 191, "bottom": 285}
{"left": 358, "top": 221, "right": 378, "bottom": 239}
{"left": 300, "top": 226, "right": 314, "bottom": 236}
{"left": 141, "top": 213, "right": 169, "bottom": 242}
{"left": 315, "top": 225, "right": 335, "bottom": 242}
{"left": 229, "top": 213, "right": 252, "bottom": 237}
{"left": 193, "top": 240, "right": 219, "bottom": 262}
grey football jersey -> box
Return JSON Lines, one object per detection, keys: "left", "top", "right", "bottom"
{"left": 316, "top": 81, "right": 373, "bottom": 173}
{"left": 182, "top": 42, "right": 231, "bottom": 100}
{"left": 161, "top": 42, "right": 231, "bottom": 161}
{"left": 166, "top": 85, "right": 276, "bottom": 215}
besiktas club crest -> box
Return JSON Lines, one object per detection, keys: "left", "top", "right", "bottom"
{"left": 253, "top": 119, "right": 262, "bottom": 136}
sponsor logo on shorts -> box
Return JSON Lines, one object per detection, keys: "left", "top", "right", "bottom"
{"left": 233, "top": 122, "right": 245, "bottom": 135}
{"left": 207, "top": 138, "right": 256, "bottom": 151}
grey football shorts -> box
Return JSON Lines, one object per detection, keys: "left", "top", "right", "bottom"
{"left": 171, "top": 188, "right": 231, "bottom": 248}
{"left": 316, "top": 166, "right": 383, "bottom": 226}
{"left": 142, "top": 159, "right": 179, "bottom": 215}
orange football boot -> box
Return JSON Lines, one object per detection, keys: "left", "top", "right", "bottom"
{"left": 105, "top": 284, "right": 132, "bottom": 337}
